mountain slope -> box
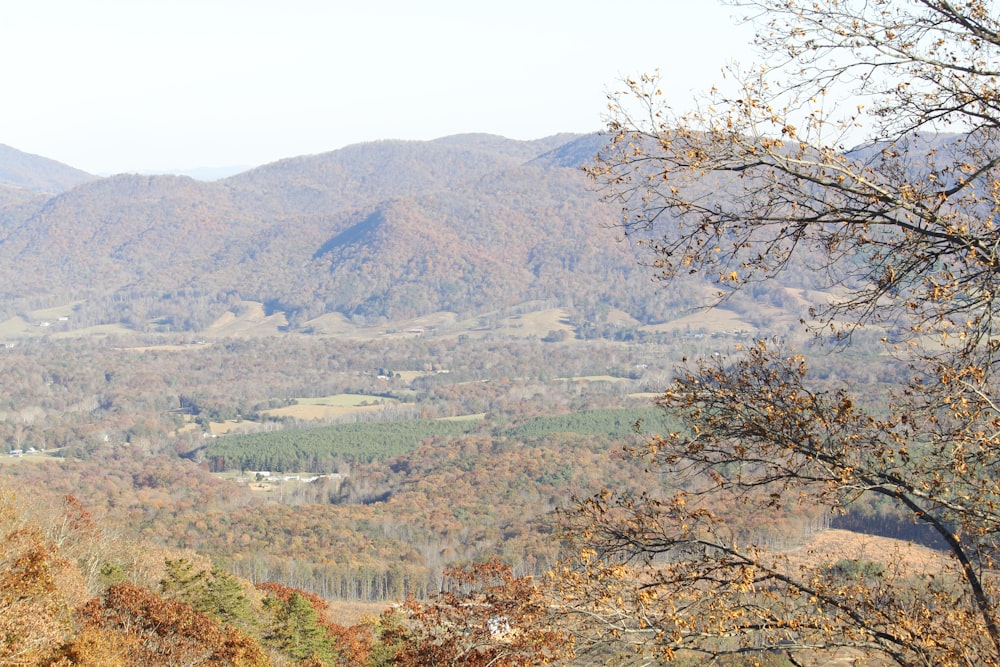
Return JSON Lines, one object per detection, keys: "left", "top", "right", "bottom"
{"left": 0, "top": 133, "right": 676, "bottom": 332}
{"left": 0, "top": 144, "right": 96, "bottom": 193}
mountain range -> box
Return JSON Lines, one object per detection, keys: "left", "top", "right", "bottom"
{"left": 0, "top": 133, "right": 688, "bottom": 334}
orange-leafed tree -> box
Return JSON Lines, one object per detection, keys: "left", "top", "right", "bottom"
{"left": 382, "top": 558, "right": 572, "bottom": 666}
{"left": 0, "top": 492, "right": 86, "bottom": 665}
{"left": 57, "top": 582, "right": 269, "bottom": 666}
{"left": 576, "top": 0, "right": 1000, "bottom": 664}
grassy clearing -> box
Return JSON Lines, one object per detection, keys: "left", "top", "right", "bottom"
{"left": 264, "top": 404, "right": 385, "bottom": 420}
{"left": 199, "top": 396, "right": 401, "bottom": 433}
{"left": 395, "top": 370, "right": 433, "bottom": 382}
{"left": 0, "top": 301, "right": 86, "bottom": 341}
{"left": 0, "top": 319, "right": 133, "bottom": 340}
{"left": 437, "top": 413, "right": 487, "bottom": 422}
{"left": 301, "top": 312, "right": 357, "bottom": 335}
{"left": 29, "top": 302, "right": 83, "bottom": 321}
{"left": 208, "top": 420, "right": 260, "bottom": 435}
{"left": 788, "top": 529, "right": 947, "bottom": 576}
{"left": 642, "top": 307, "right": 751, "bottom": 333}
{"left": 263, "top": 394, "right": 398, "bottom": 421}
{"left": 0, "top": 452, "right": 64, "bottom": 465}
{"left": 628, "top": 392, "right": 662, "bottom": 400}
{"left": 0, "top": 301, "right": 109, "bottom": 340}
{"left": 296, "top": 394, "right": 395, "bottom": 407}
{"left": 449, "top": 307, "right": 575, "bottom": 339}
{"left": 124, "top": 342, "right": 212, "bottom": 352}
{"left": 0, "top": 316, "right": 30, "bottom": 338}
{"left": 51, "top": 324, "right": 133, "bottom": 338}
{"left": 506, "top": 308, "right": 574, "bottom": 337}
{"left": 559, "top": 375, "right": 632, "bottom": 383}
{"left": 203, "top": 302, "right": 288, "bottom": 338}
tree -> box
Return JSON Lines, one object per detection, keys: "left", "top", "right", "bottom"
{"left": 0, "top": 526, "right": 83, "bottom": 665}
{"left": 267, "top": 592, "right": 338, "bottom": 665}
{"left": 574, "top": 0, "right": 1000, "bottom": 664}
{"left": 0, "top": 491, "right": 86, "bottom": 666}
{"left": 382, "top": 558, "right": 572, "bottom": 666}
{"left": 63, "top": 582, "right": 268, "bottom": 666}
{"left": 257, "top": 583, "right": 343, "bottom": 666}
{"left": 161, "top": 559, "right": 258, "bottom": 633}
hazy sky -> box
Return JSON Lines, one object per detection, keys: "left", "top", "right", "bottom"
{"left": 1, "top": 1, "right": 755, "bottom": 175}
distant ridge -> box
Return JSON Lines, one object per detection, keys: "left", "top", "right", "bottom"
{"left": 528, "top": 133, "right": 607, "bottom": 169}
{"left": 153, "top": 165, "right": 253, "bottom": 181}
{"left": 0, "top": 144, "right": 96, "bottom": 193}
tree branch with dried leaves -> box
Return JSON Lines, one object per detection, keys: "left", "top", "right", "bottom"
{"left": 566, "top": 0, "right": 1000, "bottom": 664}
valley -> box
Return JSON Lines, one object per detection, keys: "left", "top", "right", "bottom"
{"left": 0, "top": 133, "right": 941, "bottom": 665}
{"left": 0, "top": 294, "right": 895, "bottom": 602}
{"left": 4, "top": 0, "right": 999, "bottom": 661}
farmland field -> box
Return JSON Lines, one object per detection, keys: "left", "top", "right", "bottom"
{"left": 263, "top": 394, "right": 398, "bottom": 420}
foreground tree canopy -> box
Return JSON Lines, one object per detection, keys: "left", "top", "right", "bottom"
{"left": 577, "top": 0, "right": 1000, "bottom": 664}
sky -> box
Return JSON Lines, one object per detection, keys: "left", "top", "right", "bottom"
{"left": 0, "top": 1, "right": 756, "bottom": 175}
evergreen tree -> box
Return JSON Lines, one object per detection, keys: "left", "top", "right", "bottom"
{"left": 161, "top": 559, "right": 257, "bottom": 634}
{"left": 265, "top": 591, "right": 339, "bottom": 665}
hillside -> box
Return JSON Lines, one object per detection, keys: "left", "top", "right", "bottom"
{"left": 0, "top": 143, "right": 96, "bottom": 193}
{"left": 0, "top": 132, "right": 842, "bottom": 340}
{"left": 0, "top": 134, "right": 691, "bottom": 333}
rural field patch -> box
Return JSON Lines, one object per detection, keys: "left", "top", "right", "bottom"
{"left": 263, "top": 394, "right": 398, "bottom": 421}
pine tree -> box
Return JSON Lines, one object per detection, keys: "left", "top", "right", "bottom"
{"left": 265, "top": 591, "right": 339, "bottom": 665}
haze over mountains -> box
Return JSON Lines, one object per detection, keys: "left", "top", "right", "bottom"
{"left": 0, "top": 133, "right": 694, "bottom": 335}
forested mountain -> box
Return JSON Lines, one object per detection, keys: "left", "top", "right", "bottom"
{"left": 0, "top": 133, "right": 674, "bottom": 331}
{"left": 0, "top": 143, "right": 96, "bottom": 193}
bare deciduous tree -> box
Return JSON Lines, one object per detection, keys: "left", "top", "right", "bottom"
{"left": 570, "top": 1, "right": 1000, "bottom": 664}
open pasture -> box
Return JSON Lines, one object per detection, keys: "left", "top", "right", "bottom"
{"left": 263, "top": 394, "right": 398, "bottom": 421}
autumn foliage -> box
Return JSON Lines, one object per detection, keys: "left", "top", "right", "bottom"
{"left": 579, "top": 0, "right": 1000, "bottom": 664}
{"left": 56, "top": 582, "right": 268, "bottom": 666}
{"left": 382, "top": 558, "right": 572, "bottom": 666}
{"left": 0, "top": 522, "right": 83, "bottom": 664}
